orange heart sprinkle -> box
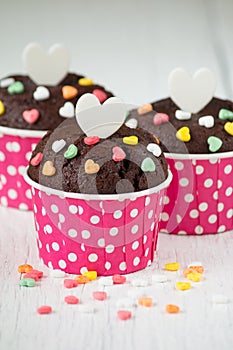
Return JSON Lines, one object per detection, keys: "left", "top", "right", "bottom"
{"left": 62, "top": 85, "right": 78, "bottom": 100}
{"left": 85, "top": 159, "right": 100, "bottom": 174}
{"left": 42, "top": 161, "right": 56, "bottom": 176}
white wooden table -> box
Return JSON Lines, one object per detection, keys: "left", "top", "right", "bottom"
{"left": 1, "top": 205, "right": 233, "bottom": 350}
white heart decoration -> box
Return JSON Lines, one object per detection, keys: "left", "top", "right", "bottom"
{"left": 198, "top": 115, "right": 214, "bottom": 128}
{"left": 168, "top": 68, "right": 216, "bottom": 113}
{"left": 52, "top": 139, "right": 66, "bottom": 153}
{"left": 0, "top": 77, "right": 15, "bottom": 88}
{"left": 33, "top": 86, "right": 50, "bottom": 101}
{"left": 76, "top": 93, "right": 127, "bottom": 138}
{"left": 59, "top": 102, "right": 75, "bottom": 118}
{"left": 147, "top": 143, "right": 162, "bottom": 157}
{"left": 125, "top": 118, "right": 138, "bottom": 129}
{"left": 23, "top": 43, "right": 70, "bottom": 85}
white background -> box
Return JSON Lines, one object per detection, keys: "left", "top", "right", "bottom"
{"left": 1, "top": 0, "right": 233, "bottom": 104}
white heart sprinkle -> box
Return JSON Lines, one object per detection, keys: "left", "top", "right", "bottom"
{"left": 125, "top": 118, "right": 138, "bottom": 129}
{"left": 169, "top": 68, "right": 216, "bottom": 113}
{"left": 23, "top": 43, "right": 70, "bottom": 85}
{"left": 131, "top": 279, "right": 149, "bottom": 287}
{"left": 212, "top": 294, "right": 229, "bottom": 304}
{"left": 33, "top": 86, "right": 50, "bottom": 101}
{"left": 76, "top": 93, "right": 127, "bottom": 138}
{"left": 175, "top": 110, "right": 192, "bottom": 120}
{"left": 59, "top": 102, "right": 75, "bottom": 118}
{"left": 52, "top": 139, "right": 66, "bottom": 153}
{"left": 78, "top": 304, "right": 95, "bottom": 313}
{"left": 151, "top": 274, "right": 168, "bottom": 283}
{"left": 0, "top": 77, "right": 15, "bottom": 88}
{"left": 98, "top": 276, "right": 114, "bottom": 286}
{"left": 198, "top": 115, "right": 214, "bottom": 128}
{"left": 147, "top": 143, "right": 162, "bottom": 157}
{"left": 188, "top": 261, "right": 203, "bottom": 267}
{"left": 49, "top": 269, "right": 66, "bottom": 278}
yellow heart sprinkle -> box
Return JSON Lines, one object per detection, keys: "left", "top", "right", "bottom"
{"left": 176, "top": 126, "right": 191, "bottom": 142}
{"left": 224, "top": 122, "right": 233, "bottom": 136}
{"left": 123, "top": 136, "right": 138, "bottom": 145}
{"left": 78, "top": 78, "right": 93, "bottom": 86}
{"left": 175, "top": 281, "right": 191, "bottom": 291}
{"left": 0, "top": 100, "right": 5, "bottom": 115}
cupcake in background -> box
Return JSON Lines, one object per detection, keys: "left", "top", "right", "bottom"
{"left": 0, "top": 43, "right": 113, "bottom": 210}
{"left": 24, "top": 93, "right": 172, "bottom": 275}
{"left": 127, "top": 68, "right": 233, "bottom": 235}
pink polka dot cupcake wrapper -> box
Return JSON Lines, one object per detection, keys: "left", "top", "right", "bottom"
{"left": 160, "top": 152, "right": 233, "bottom": 235}
{"left": 0, "top": 128, "right": 45, "bottom": 210}
{"left": 25, "top": 170, "right": 172, "bottom": 275}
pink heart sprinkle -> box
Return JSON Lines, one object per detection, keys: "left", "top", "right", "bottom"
{"left": 30, "top": 152, "right": 43, "bottom": 166}
{"left": 84, "top": 136, "right": 100, "bottom": 146}
{"left": 92, "top": 89, "right": 108, "bottom": 103}
{"left": 93, "top": 291, "right": 107, "bottom": 301}
{"left": 37, "top": 306, "right": 52, "bottom": 315}
{"left": 153, "top": 113, "right": 169, "bottom": 125}
{"left": 64, "top": 279, "right": 78, "bottom": 289}
{"left": 22, "top": 109, "right": 40, "bottom": 124}
{"left": 112, "top": 274, "right": 126, "bottom": 284}
{"left": 23, "top": 272, "right": 39, "bottom": 281}
{"left": 64, "top": 296, "right": 79, "bottom": 304}
{"left": 112, "top": 146, "right": 126, "bottom": 162}
{"left": 117, "top": 310, "right": 132, "bottom": 320}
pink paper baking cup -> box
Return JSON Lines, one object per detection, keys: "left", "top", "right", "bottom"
{"left": 0, "top": 126, "right": 46, "bottom": 210}
{"left": 159, "top": 152, "right": 233, "bottom": 235}
{"left": 24, "top": 169, "right": 172, "bottom": 275}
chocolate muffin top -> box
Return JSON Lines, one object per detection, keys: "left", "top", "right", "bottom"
{"left": 28, "top": 119, "right": 168, "bottom": 194}
{"left": 0, "top": 73, "right": 113, "bottom": 130}
{"left": 127, "top": 97, "right": 233, "bottom": 154}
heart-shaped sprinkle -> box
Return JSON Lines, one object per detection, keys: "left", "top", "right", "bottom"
{"left": 64, "top": 296, "right": 79, "bottom": 305}
{"left": 218, "top": 108, "right": 233, "bottom": 121}
{"left": 84, "top": 136, "right": 100, "bottom": 146}
{"left": 33, "top": 86, "right": 50, "bottom": 101}
{"left": 20, "top": 278, "right": 36, "bottom": 287}
{"left": 112, "top": 274, "right": 126, "bottom": 284}
{"left": 85, "top": 159, "right": 100, "bottom": 174}
{"left": 117, "top": 310, "right": 132, "bottom": 321}
{"left": 141, "top": 157, "right": 156, "bottom": 172}
{"left": 52, "top": 139, "right": 66, "bottom": 153}
{"left": 123, "top": 136, "right": 138, "bottom": 145}
{"left": 198, "top": 115, "right": 214, "bottom": 128}
{"left": 224, "top": 122, "right": 233, "bottom": 136}
{"left": 146, "top": 143, "right": 162, "bottom": 157}
{"left": 0, "top": 101, "right": 5, "bottom": 115}
{"left": 62, "top": 85, "right": 78, "bottom": 100}
{"left": 93, "top": 291, "right": 107, "bottom": 301}
{"left": 42, "top": 161, "right": 56, "bottom": 176}
{"left": 92, "top": 89, "right": 108, "bottom": 103}
{"left": 64, "top": 144, "right": 78, "bottom": 159}
{"left": 176, "top": 126, "right": 191, "bottom": 142}
{"left": 7, "top": 81, "right": 24, "bottom": 95}
{"left": 22, "top": 109, "right": 40, "bottom": 124}
{"left": 112, "top": 146, "right": 126, "bottom": 162}
{"left": 175, "top": 110, "right": 191, "bottom": 120}
{"left": 0, "top": 77, "right": 15, "bottom": 88}
{"left": 125, "top": 118, "right": 138, "bottom": 129}
{"left": 59, "top": 102, "right": 75, "bottom": 118}
{"left": 78, "top": 78, "right": 93, "bottom": 86}
{"left": 153, "top": 113, "right": 169, "bottom": 125}
{"left": 30, "top": 152, "right": 43, "bottom": 166}
{"left": 137, "top": 104, "right": 153, "bottom": 115}
{"left": 168, "top": 68, "right": 216, "bottom": 113}
{"left": 207, "top": 136, "right": 222, "bottom": 152}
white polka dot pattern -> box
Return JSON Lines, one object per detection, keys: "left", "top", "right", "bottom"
{"left": 160, "top": 156, "right": 233, "bottom": 235}
{"left": 29, "top": 183, "right": 166, "bottom": 276}
{"left": 0, "top": 133, "right": 42, "bottom": 210}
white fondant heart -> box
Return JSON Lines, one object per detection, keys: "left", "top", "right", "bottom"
{"left": 125, "top": 118, "right": 138, "bottom": 129}
{"left": 175, "top": 110, "right": 191, "bottom": 120}
{"left": 76, "top": 93, "right": 127, "bottom": 138}
{"left": 59, "top": 102, "right": 75, "bottom": 118}
{"left": 23, "top": 43, "right": 70, "bottom": 85}
{"left": 168, "top": 68, "right": 216, "bottom": 113}
{"left": 147, "top": 143, "right": 162, "bottom": 157}
{"left": 33, "top": 86, "right": 50, "bottom": 101}
{"left": 198, "top": 115, "right": 214, "bottom": 128}
{"left": 52, "top": 139, "right": 66, "bottom": 153}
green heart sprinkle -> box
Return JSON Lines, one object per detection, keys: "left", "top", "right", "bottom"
{"left": 218, "top": 108, "right": 233, "bottom": 121}
{"left": 141, "top": 157, "right": 156, "bottom": 172}
{"left": 207, "top": 136, "right": 223, "bottom": 153}
{"left": 64, "top": 144, "right": 78, "bottom": 159}
{"left": 7, "top": 81, "right": 24, "bottom": 95}
{"left": 20, "top": 278, "right": 36, "bottom": 287}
